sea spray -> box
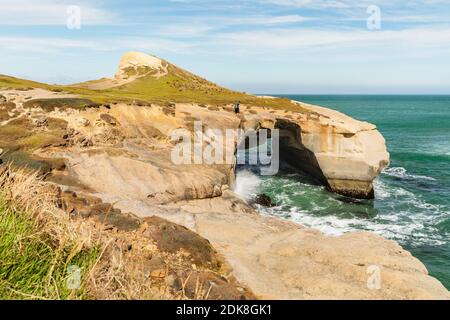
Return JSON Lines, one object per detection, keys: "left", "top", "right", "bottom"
{"left": 234, "top": 170, "right": 261, "bottom": 200}
{"left": 251, "top": 94, "right": 450, "bottom": 289}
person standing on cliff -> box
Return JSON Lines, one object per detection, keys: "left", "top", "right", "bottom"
{"left": 234, "top": 100, "right": 240, "bottom": 114}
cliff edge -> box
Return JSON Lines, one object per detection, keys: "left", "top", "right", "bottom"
{"left": 0, "top": 52, "right": 448, "bottom": 299}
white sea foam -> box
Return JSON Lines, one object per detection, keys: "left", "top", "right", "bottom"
{"left": 234, "top": 170, "right": 261, "bottom": 200}
{"left": 373, "top": 179, "right": 392, "bottom": 199}
{"left": 282, "top": 187, "right": 446, "bottom": 246}
{"left": 273, "top": 206, "right": 447, "bottom": 246}
{"left": 235, "top": 169, "right": 448, "bottom": 247}
{"left": 383, "top": 167, "right": 436, "bottom": 181}
{"left": 374, "top": 179, "right": 414, "bottom": 199}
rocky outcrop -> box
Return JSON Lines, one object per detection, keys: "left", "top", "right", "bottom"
{"left": 0, "top": 56, "right": 447, "bottom": 300}
{"left": 107, "top": 191, "right": 450, "bottom": 300}
{"left": 115, "top": 51, "right": 168, "bottom": 81}
{"left": 251, "top": 194, "right": 276, "bottom": 207}
{"left": 242, "top": 103, "right": 390, "bottom": 199}
{"left": 48, "top": 101, "right": 388, "bottom": 200}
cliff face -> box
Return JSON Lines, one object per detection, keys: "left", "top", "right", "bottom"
{"left": 115, "top": 51, "right": 168, "bottom": 81}
{"left": 247, "top": 101, "right": 390, "bottom": 199}
{"left": 300, "top": 103, "right": 390, "bottom": 198}
{"left": 0, "top": 52, "right": 448, "bottom": 299}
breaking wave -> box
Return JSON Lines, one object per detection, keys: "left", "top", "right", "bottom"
{"left": 233, "top": 169, "right": 449, "bottom": 247}
{"left": 234, "top": 170, "right": 262, "bottom": 200}
{"left": 383, "top": 167, "right": 436, "bottom": 181}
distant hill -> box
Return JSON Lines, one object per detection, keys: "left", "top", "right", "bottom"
{"left": 0, "top": 52, "right": 303, "bottom": 111}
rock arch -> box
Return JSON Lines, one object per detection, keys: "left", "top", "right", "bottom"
{"left": 238, "top": 109, "right": 389, "bottom": 199}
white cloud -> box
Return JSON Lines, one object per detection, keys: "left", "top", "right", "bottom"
{"left": 261, "top": 0, "right": 450, "bottom": 10}
{"left": 0, "top": 37, "right": 102, "bottom": 53}
{"left": 154, "top": 14, "right": 312, "bottom": 38}
{"left": 263, "top": 0, "right": 354, "bottom": 9}
{"left": 0, "top": 0, "right": 117, "bottom": 25}
{"left": 118, "top": 38, "right": 194, "bottom": 54}
{"left": 215, "top": 27, "right": 450, "bottom": 52}
{"left": 5, "top": 25, "right": 450, "bottom": 57}
{"left": 224, "top": 14, "right": 312, "bottom": 25}
{"left": 157, "top": 24, "right": 215, "bottom": 37}
{"left": 0, "top": 36, "right": 193, "bottom": 55}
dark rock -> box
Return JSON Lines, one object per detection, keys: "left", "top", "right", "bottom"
{"left": 0, "top": 151, "right": 52, "bottom": 175}
{"left": 46, "top": 118, "right": 68, "bottom": 131}
{"left": 143, "top": 256, "right": 167, "bottom": 279}
{"left": 59, "top": 191, "right": 141, "bottom": 231}
{"left": 175, "top": 270, "right": 255, "bottom": 300}
{"left": 100, "top": 114, "right": 120, "bottom": 126}
{"left": 7, "top": 116, "right": 34, "bottom": 129}
{"left": 162, "top": 104, "right": 176, "bottom": 116}
{"left": 60, "top": 191, "right": 93, "bottom": 216}
{"left": 34, "top": 117, "right": 48, "bottom": 127}
{"left": 143, "top": 126, "right": 164, "bottom": 139}
{"left": 80, "top": 137, "right": 93, "bottom": 147}
{"left": 143, "top": 216, "right": 222, "bottom": 269}
{"left": 252, "top": 194, "right": 276, "bottom": 207}
{"left": 89, "top": 203, "right": 141, "bottom": 231}
{"left": 45, "top": 172, "right": 89, "bottom": 190}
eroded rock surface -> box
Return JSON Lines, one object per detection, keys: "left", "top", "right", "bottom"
{"left": 115, "top": 51, "right": 168, "bottom": 80}
{"left": 0, "top": 81, "right": 447, "bottom": 300}
{"left": 108, "top": 192, "right": 450, "bottom": 300}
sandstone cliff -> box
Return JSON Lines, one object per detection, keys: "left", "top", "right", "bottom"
{"left": 0, "top": 52, "right": 448, "bottom": 299}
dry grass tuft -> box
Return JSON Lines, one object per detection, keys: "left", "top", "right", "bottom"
{"left": 0, "top": 165, "right": 252, "bottom": 300}
{"left": 0, "top": 165, "right": 165, "bottom": 300}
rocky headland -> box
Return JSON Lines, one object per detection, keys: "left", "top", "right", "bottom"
{"left": 0, "top": 52, "right": 449, "bottom": 299}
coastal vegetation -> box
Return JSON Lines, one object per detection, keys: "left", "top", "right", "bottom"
{"left": 0, "top": 168, "right": 99, "bottom": 299}
{"left": 0, "top": 166, "right": 253, "bottom": 300}
{"left": 0, "top": 52, "right": 448, "bottom": 299}
{"left": 0, "top": 59, "right": 307, "bottom": 113}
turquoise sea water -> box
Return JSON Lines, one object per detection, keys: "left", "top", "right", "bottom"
{"left": 236, "top": 95, "right": 450, "bottom": 290}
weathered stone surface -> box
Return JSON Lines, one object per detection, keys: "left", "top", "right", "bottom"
{"left": 0, "top": 64, "right": 445, "bottom": 300}
{"left": 99, "top": 113, "right": 120, "bottom": 126}
{"left": 175, "top": 270, "right": 255, "bottom": 300}
{"left": 251, "top": 194, "right": 276, "bottom": 207}
{"left": 60, "top": 192, "right": 141, "bottom": 231}
{"left": 0, "top": 150, "right": 63, "bottom": 175}
{"left": 143, "top": 215, "right": 222, "bottom": 269}
{"left": 116, "top": 193, "right": 450, "bottom": 300}
{"left": 249, "top": 105, "right": 390, "bottom": 199}
{"left": 84, "top": 202, "right": 141, "bottom": 231}
{"left": 115, "top": 51, "right": 168, "bottom": 80}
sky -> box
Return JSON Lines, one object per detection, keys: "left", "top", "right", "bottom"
{"left": 1, "top": 0, "right": 450, "bottom": 94}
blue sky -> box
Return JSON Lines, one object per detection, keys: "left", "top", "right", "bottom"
{"left": 1, "top": 0, "right": 450, "bottom": 93}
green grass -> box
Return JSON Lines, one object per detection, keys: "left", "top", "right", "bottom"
{"left": 22, "top": 98, "right": 100, "bottom": 112}
{"left": 18, "top": 133, "right": 66, "bottom": 150}
{"left": 0, "top": 75, "right": 51, "bottom": 91}
{"left": 0, "top": 196, "right": 99, "bottom": 300}
{"left": 1, "top": 62, "right": 310, "bottom": 113}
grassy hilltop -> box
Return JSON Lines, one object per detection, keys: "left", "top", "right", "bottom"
{"left": 0, "top": 56, "right": 303, "bottom": 111}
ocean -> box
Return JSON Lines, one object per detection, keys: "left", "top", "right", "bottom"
{"left": 235, "top": 95, "right": 450, "bottom": 290}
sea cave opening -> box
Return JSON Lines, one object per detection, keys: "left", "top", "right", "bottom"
{"left": 234, "top": 119, "right": 329, "bottom": 204}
